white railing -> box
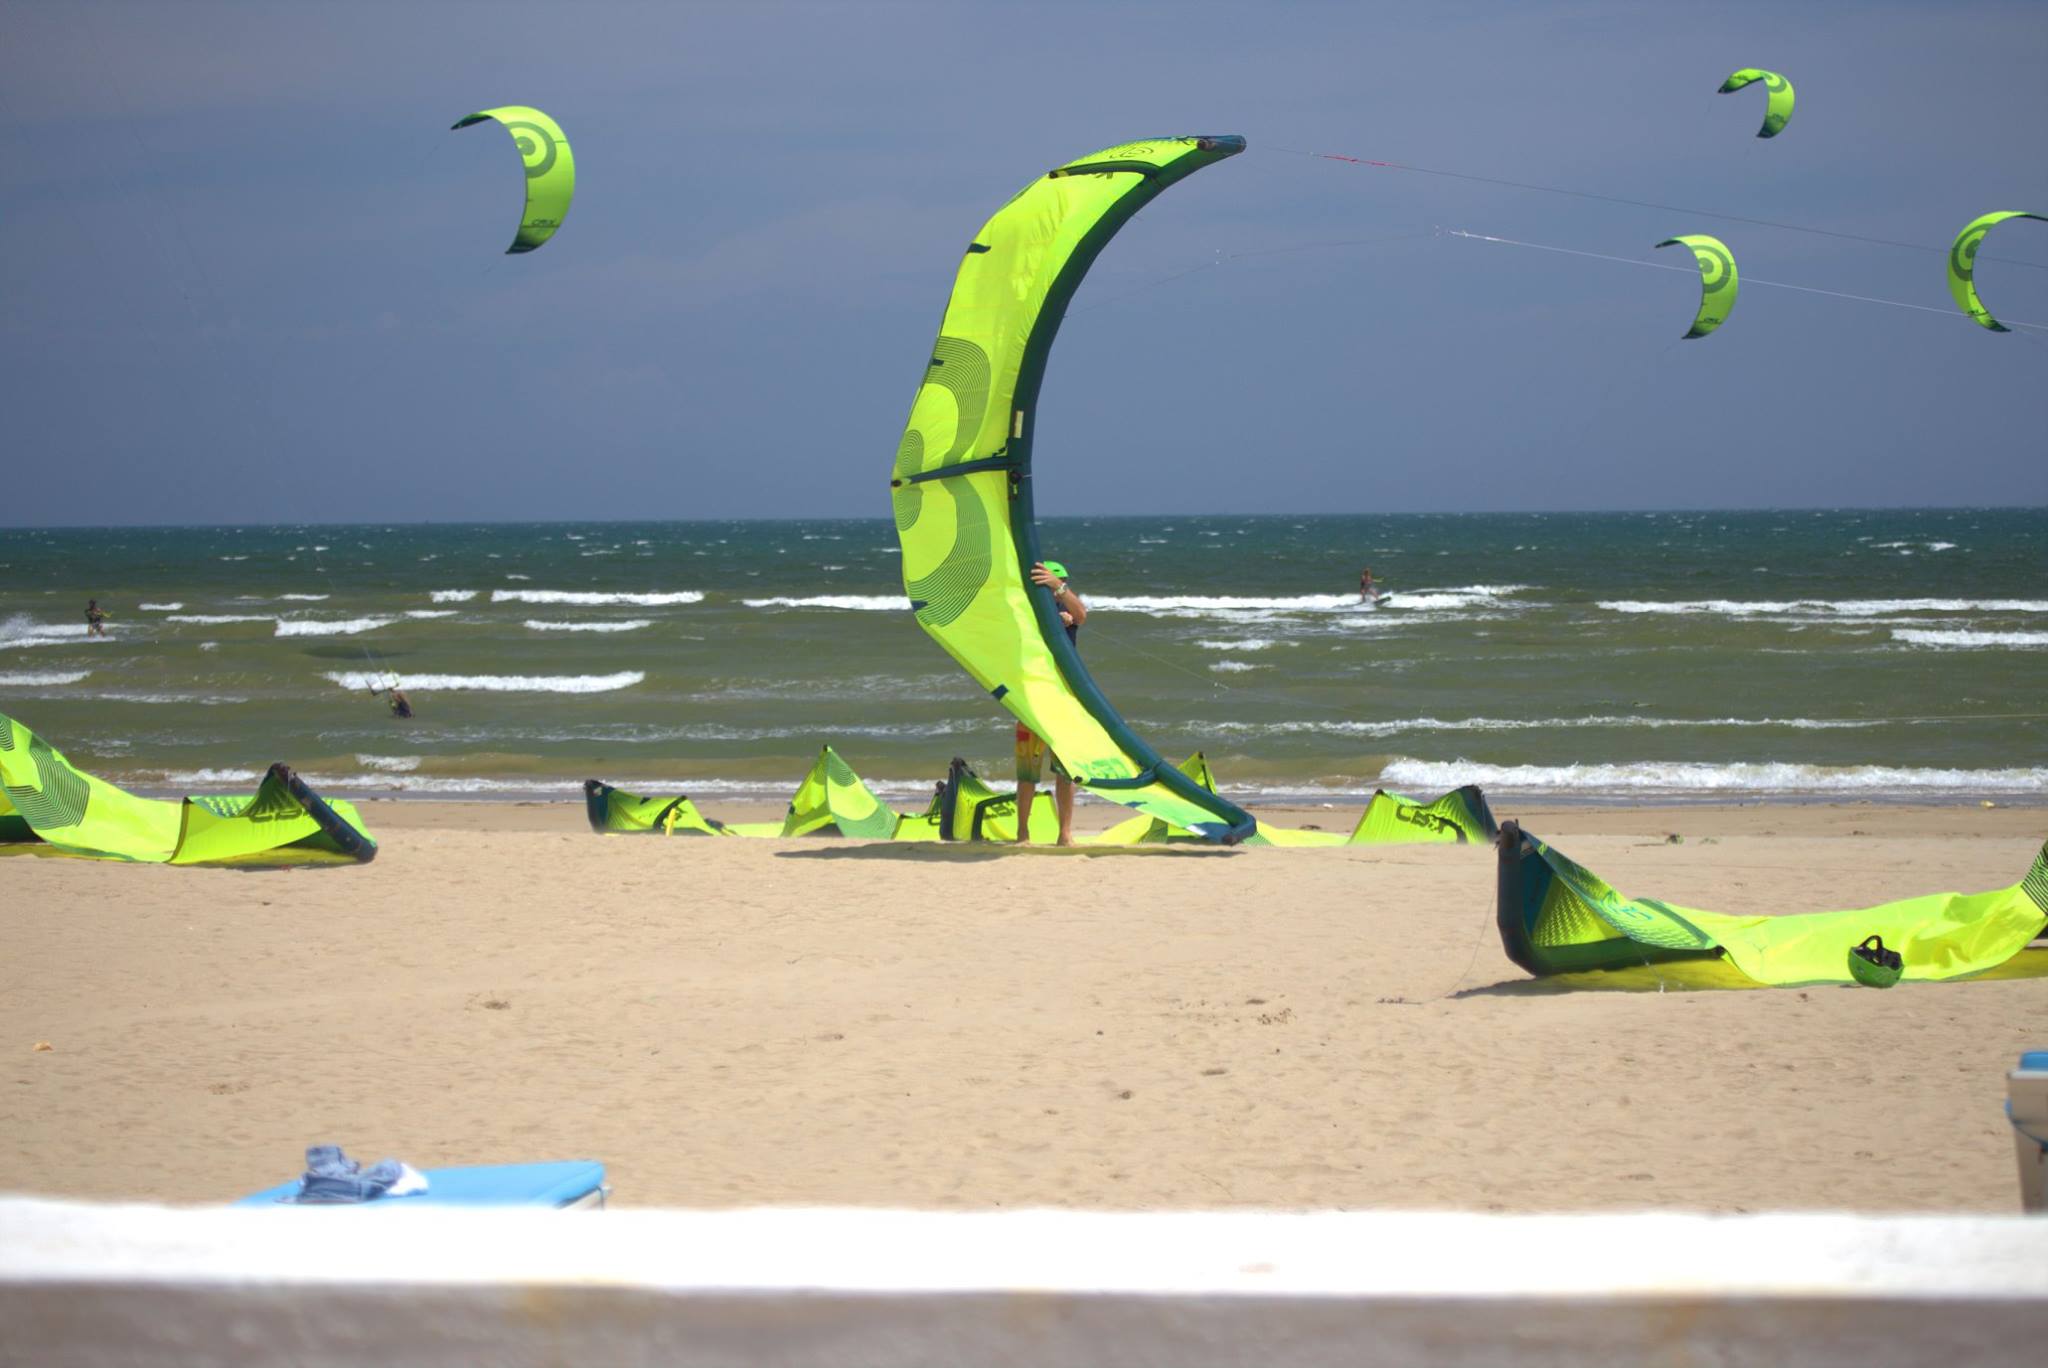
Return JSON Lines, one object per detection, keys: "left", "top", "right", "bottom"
{"left": 4, "top": 1202, "right": 2046, "bottom": 1365}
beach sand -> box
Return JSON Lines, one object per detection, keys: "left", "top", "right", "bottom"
{"left": 3, "top": 799, "right": 2042, "bottom": 1212}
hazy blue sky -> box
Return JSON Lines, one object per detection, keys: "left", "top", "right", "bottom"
{"left": 3, "top": 0, "right": 2043, "bottom": 526}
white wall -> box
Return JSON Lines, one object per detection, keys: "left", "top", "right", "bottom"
{"left": 4, "top": 1201, "right": 2046, "bottom": 1366}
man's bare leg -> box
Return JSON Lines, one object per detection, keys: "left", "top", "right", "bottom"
{"left": 1055, "top": 774, "right": 1076, "bottom": 847}
{"left": 1015, "top": 780, "right": 1036, "bottom": 843}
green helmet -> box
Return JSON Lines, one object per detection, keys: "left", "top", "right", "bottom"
{"left": 1847, "top": 935, "right": 1904, "bottom": 989}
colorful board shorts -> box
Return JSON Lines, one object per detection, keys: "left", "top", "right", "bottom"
{"left": 1014, "top": 724, "right": 1068, "bottom": 784}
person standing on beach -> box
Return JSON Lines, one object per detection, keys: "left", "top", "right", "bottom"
{"left": 1015, "top": 560, "right": 1086, "bottom": 847}
{"left": 84, "top": 599, "right": 109, "bottom": 636}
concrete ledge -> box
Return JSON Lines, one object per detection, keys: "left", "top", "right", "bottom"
{"left": 4, "top": 1200, "right": 2046, "bottom": 1366}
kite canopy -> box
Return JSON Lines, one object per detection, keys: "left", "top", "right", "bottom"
{"left": 0, "top": 712, "right": 374, "bottom": 866}
{"left": 1717, "top": 68, "right": 1794, "bottom": 138}
{"left": 1947, "top": 212, "right": 2046, "bottom": 332}
{"left": 1495, "top": 821, "right": 2048, "bottom": 988}
{"left": 582, "top": 780, "right": 729, "bottom": 836}
{"left": 889, "top": 135, "right": 1256, "bottom": 844}
{"left": 450, "top": 106, "right": 575, "bottom": 254}
{"left": 1655, "top": 234, "right": 1739, "bottom": 338}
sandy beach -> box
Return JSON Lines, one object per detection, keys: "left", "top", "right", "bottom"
{"left": 3, "top": 798, "right": 2042, "bottom": 1213}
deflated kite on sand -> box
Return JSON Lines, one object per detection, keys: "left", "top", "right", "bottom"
{"left": 0, "top": 711, "right": 375, "bottom": 866}
{"left": 583, "top": 746, "right": 1495, "bottom": 848}
{"left": 1495, "top": 820, "right": 2048, "bottom": 989}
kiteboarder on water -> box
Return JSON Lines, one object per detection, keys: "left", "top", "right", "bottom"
{"left": 1016, "top": 561, "right": 1086, "bottom": 847}
{"left": 1358, "top": 568, "right": 1381, "bottom": 604}
{"left": 84, "top": 599, "right": 109, "bottom": 636}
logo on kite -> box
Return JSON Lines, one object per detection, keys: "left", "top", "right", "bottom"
{"left": 450, "top": 106, "right": 576, "bottom": 255}
{"left": 1717, "top": 69, "right": 1794, "bottom": 139}
{"left": 1655, "top": 234, "right": 1739, "bottom": 338}
{"left": 1947, "top": 211, "right": 2045, "bottom": 332}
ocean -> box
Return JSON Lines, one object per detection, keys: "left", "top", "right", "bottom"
{"left": 2, "top": 509, "right": 2043, "bottom": 807}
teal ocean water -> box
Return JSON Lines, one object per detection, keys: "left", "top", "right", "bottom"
{"left": 2, "top": 510, "right": 2043, "bottom": 806}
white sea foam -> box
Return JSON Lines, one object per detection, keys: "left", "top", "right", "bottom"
{"left": 430, "top": 589, "right": 478, "bottom": 603}
{"left": 277, "top": 593, "right": 330, "bottom": 601}
{"left": 1378, "top": 758, "right": 2048, "bottom": 794}
{"left": 1097, "top": 593, "right": 1362, "bottom": 612}
{"left": 137, "top": 602, "right": 183, "bottom": 611}
{"left": 157, "top": 767, "right": 263, "bottom": 786}
{"left": 1196, "top": 715, "right": 1884, "bottom": 739}
{"left": 355, "top": 754, "right": 421, "bottom": 773}
{"left": 405, "top": 610, "right": 458, "bottom": 619}
{"left": 524, "top": 618, "right": 655, "bottom": 633}
{"left": 1892, "top": 629, "right": 2048, "bottom": 649}
{"left": 1599, "top": 597, "right": 2048, "bottom": 617}
{"left": 166, "top": 614, "right": 274, "bottom": 625}
{"left": 742, "top": 595, "right": 907, "bottom": 611}
{"left": 491, "top": 589, "right": 703, "bottom": 606}
{"left": 0, "top": 669, "right": 90, "bottom": 686}
{"left": 1194, "top": 638, "right": 1277, "bottom": 652}
{"left": 274, "top": 616, "right": 397, "bottom": 637}
{"left": 0, "top": 615, "right": 112, "bottom": 649}
{"left": 1094, "top": 586, "right": 1528, "bottom": 620}
{"left": 1209, "top": 660, "right": 1267, "bottom": 673}
{"left": 321, "top": 670, "right": 646, "bottom": 694}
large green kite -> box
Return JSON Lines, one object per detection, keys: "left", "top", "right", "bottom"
{"left": 1717, "top": 69, "right": 1795, "bottom": 138}
{"left": 1947, "top": 211, "right": 2046, "bottom": 332}
{"left": 0, "top": 712, "right": 375, "bottom": 866}
{"left": 1496, "top": 821, "right": 2048, "bottom": 988}
{"left": 889, "top": 135, "right": 1256, "bottom": 843}
{"left": 1656, "top": 234, "right": 1739, "bottom": 338}
{"left": 451, "top": 106, "right": 575, "bottom": 254}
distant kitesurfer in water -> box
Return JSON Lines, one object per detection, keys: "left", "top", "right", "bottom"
{"left": 1359, "top": 568, "right": 1384, "bottom": 604}
{"left": 1015, "top": 560, "right": 1086, "bottom": 847}
{"left": 387, "top": 688, "right": 414, "bottom": 720}
{"left": 84, "top": 599, "right": 109, "bottom": 636}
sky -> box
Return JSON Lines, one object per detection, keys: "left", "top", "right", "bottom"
{"left": 2, "top": 0, "right": 2044, "bottom": 526}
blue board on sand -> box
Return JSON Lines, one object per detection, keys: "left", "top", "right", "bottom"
{"left": 236, "top": 1160, "right": 607, "bottom": 1208}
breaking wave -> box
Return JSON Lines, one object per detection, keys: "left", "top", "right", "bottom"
{"left": 320, "top": 670, "right": 646, "bottom": 694}
{"left": 274, "top": 617, "right": 397, "bottom": 637}
{"left": 430, "top": 589, "right": 479, "bottom": 603}
{"left": 1599, "top": 597, "right": 2048, "bottom": 617}
{"left": 523, "top": 618, "right": 655, "bottom": 633}
{"left": 1378, "top": 758, "right": 2048, "bottom": 794}
{"left": 0, "top": 669, "right": 90, "bottom": 686}
{"left": 742, "top": 595, "right": 908, "bottom": 611}
{"left": 491, "top": 589, "right": 703, "bottom": 606}
{"left": 1892, "top": 629, "right": 2048, "bottom": 649}
{"left": 1199, "top": 715, "right": 1884, "bottom": 739}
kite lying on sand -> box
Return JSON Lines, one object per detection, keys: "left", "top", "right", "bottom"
{"left": 1495, "top": 820, "right": 2048, "bottom": 989}
{"left": 582, "top": 746, "right": 1495, "bottom": 848}
{"left": 0, "top": 712, "right": 375, "bottom": 866}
